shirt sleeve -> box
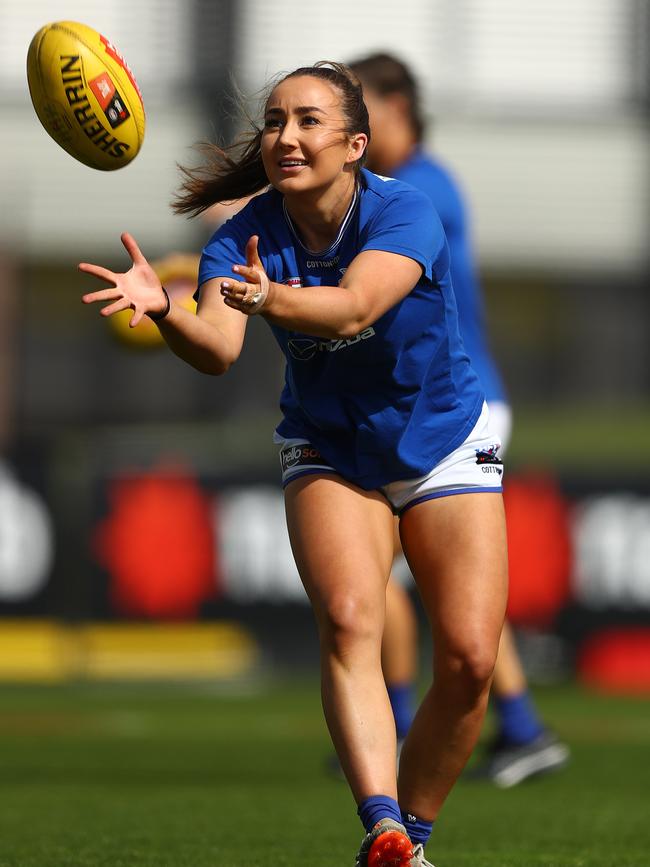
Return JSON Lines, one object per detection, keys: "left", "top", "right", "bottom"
{"left": 195, "top": 206, "right": 257, "bottom": 301}
{"left": 360, "top": 186, "right": 449, "bottom": 283}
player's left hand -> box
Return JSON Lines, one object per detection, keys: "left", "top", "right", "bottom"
{"left": 220, "top": 235, "right": 271, "bottom": 315}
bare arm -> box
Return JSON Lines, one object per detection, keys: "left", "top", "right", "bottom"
{"left": 157, "top": 280, "right": 247, "bottom": 374}
{"left": 222, "top": 236, "right": 423, "bottom": 339}
{"left": 79, "top": 232, "right": 247, "bottom": 375}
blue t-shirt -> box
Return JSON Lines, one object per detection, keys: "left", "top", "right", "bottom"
{"left": 391, "top": 149, "right": 507, "bottom": 404}
{"left": 198, "top": 168, "right": 484, "bottom": 490}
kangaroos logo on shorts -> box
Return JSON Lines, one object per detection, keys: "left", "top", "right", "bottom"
{"left": 476, "top": 444, "right": 503, "bottom": 475}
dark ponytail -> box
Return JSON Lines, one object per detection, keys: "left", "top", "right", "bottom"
{"left": 173, "top": 131, "right": 267, "bottom": 218}
{"left": 172, "top": 61, "right": 370, "bottom": 219}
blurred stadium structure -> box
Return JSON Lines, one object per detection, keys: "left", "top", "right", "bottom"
{"left": 0, "top": 1, "right": 649, "bottom": 690}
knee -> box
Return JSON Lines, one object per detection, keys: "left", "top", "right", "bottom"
{"left": 437, "top": 640, "right": 497, "bottom": 698}
{"left": 318, "top": 591, "right": 380, "bottom": 654}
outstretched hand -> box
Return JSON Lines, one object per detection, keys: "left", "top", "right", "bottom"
{"left": 220, "top": 235, "right": 271, "bottom": 315}
{"left": 79, "top": 233, "right": 169, "bottom": 327}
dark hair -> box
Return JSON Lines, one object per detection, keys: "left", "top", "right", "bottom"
{"left": 173, "top": 61, "right": 370, "bottom": 218}
{"left": 347, "top": 52, "right": 425, "bottom": 142}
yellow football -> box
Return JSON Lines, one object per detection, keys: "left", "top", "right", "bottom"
{"left": 27, "top": 20, "right": 145, "bottom": 171}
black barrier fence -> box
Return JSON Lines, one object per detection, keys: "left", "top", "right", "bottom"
{"left": 2, "top": 432, "right": 650, "bottom": 688}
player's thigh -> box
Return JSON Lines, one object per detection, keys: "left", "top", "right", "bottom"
{"left": 399, "top": 492, "right": 508, "bottom": 661}
{"left": 284, "top": 474, "right": 395, "bottom": 623}
{"left": 391, "top": 516, "right": 403, "bottom": 559}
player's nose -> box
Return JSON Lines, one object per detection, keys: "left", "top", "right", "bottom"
{"left": 277, "top": 119, "right": 299, "bottom": 147}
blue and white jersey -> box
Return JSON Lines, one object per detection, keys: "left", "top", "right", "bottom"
{"left": 391, "top": 149, "right": 507, "bottom": 404}
{"left": 198, "top": 168, "right": 484, "bottom": 490}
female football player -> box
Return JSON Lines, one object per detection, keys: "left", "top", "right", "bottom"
{"left": 79, "top": 62, "right": 508, "bottom": 867}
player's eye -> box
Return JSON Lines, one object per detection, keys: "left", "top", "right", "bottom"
{"left": 264, "top": 117, "right": 283, "bottom": 129}
{"left": 301, "top": 115, "right": 320, "bottom": 126}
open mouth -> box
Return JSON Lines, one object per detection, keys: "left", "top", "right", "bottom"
{"left": 278, "top": 159, "right": 308, "bottom": 169}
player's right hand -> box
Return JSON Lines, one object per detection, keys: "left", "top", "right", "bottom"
{"left": 79, "top": 232, "right": 169, "bottom": 327}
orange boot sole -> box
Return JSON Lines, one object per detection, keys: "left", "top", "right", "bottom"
{"left": 368, "top": 829, "right": 414, "bottom": 867}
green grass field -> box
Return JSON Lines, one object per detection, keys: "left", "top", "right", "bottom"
{"left": 0, "top": 679, "right": 647, "bottom": 867}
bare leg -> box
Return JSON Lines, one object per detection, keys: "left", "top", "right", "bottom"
{"left": 397, "top": 493, "right": 508, "bottom": 819}
{"left": 382, "top": 578, "right": 418, "bottom": 686}
{"left": 382, "top": 520, "right": 418, "bottom": 737}
{"left": 491, "top": 620, "right": 528, "bottom": 696}
{"left": 284, "top": 474, "right": 397, "bottom": 802}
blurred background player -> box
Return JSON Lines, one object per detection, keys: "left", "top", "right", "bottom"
{"left": 347, "top": 52, "right": 569, "bottom": 787}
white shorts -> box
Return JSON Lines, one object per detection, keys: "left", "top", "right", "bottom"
{"left": 275, "top": 402, "right": 504, "bottom": 515}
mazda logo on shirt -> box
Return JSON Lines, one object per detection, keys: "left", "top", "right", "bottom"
{"left": 288, "top": 338, "right": 318, "bottom": 360}
{"left": 288, "top": 328, "right": 376, "bottom": 361}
